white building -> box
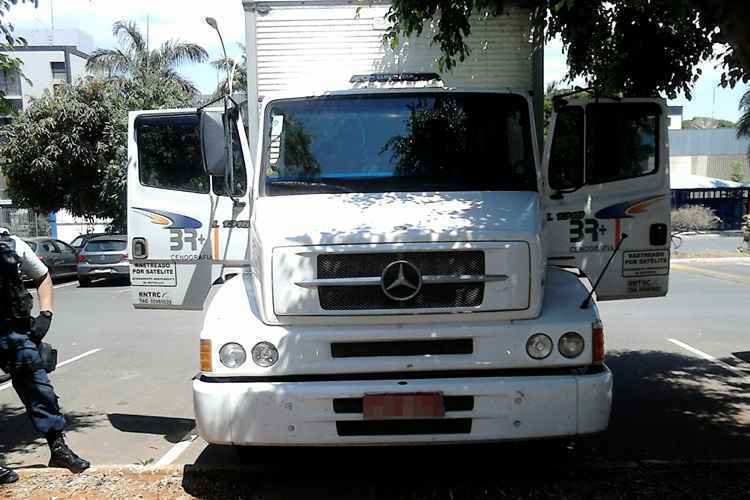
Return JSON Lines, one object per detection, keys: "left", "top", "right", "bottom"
{"left": 0, "top": 28, "right": 93, "bottom": 124}
{"left": 668, "top": 105, "right": 683, "bottom": 129}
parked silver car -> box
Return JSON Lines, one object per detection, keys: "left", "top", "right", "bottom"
{"left": 77, "top": 235, "right": 129, "bottom": 287}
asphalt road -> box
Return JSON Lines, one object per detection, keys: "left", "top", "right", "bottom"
{"left": 1, "top": 260, "right": 749, "bottom": 473}
{"left": 673, "top": 232, "right": 746, "bottom": 255}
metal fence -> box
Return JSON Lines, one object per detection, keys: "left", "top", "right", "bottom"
{"left": 671, "top": 188, "right": 750, "bottom": 230}
{"left": 0, "top": 206, "right": 50, "bottom": 238}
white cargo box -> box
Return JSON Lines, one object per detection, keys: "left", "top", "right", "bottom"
{"left": 243, "top": 0, "right": 543, "bottom": 147}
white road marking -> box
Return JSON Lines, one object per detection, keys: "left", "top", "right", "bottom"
{"left": 667, "top": 338, "right": 749, "bottom": 379}
{"left": 0, "top": 348, "right": 102, "bottom": 392}
{"left": 153, "top": 433, "right": 198, "bottom": 467}
{"left": 53, "top": 281, "right": 79, "bottom": 289}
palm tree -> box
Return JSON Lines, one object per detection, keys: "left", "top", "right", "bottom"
{"left": 86, "top": 21, "right": 208, "bottom": 95}
{"left": 211, "top": 44, "right": 248, "bottom": 98}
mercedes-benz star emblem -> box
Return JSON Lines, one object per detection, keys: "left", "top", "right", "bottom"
{"left": 381, "top": 260, "right": 422, "bottom": 301}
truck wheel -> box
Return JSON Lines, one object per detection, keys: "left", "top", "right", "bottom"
{"left": 78, "top": 276, "right": 91, "bottom": 288}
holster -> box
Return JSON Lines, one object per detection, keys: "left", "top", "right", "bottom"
{"left": 37, "top": 342, "right": 58, "bottom": 373}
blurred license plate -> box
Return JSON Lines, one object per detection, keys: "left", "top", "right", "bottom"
{"left": 363, "top": 393, "right": 444, "bottom": 420}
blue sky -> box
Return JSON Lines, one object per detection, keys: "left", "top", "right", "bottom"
{"left": 8, "top": 0, "right": 749, "bottom": 122}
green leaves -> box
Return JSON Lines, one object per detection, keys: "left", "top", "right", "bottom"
{"left": 86, "top": 20, "right": 208, "bottom": 97}
{"left": 385, "top": 0, "right": 749, "bottom": 99}
{"left": 0, "top": 77, "right": 193, "bottom": 231}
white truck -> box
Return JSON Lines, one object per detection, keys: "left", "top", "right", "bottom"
{"left": 127, "top": 0, "right": 670, "bottom": 447}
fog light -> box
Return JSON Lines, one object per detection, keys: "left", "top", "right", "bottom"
{"left": 526, "top": 333, "right": 553, "bottom": 360}
{"left": 559, "top": 332, "right": 585, "bottom": 358}
{"left": 219, "top": 343, "right": 246, "bottom": 368}
{"left": 252, "top": 341, "right": 279, "bottom": 367}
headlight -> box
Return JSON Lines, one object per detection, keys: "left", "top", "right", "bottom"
{"left": 558, "top": 332, "right": 585, "bottom": 358}
{"left": 219, "top": 343, "right": 246, "bottom": 368}
{"left": 252, "top": 341, "right": 279, "bottom": 367}
{"left": 526, "top": 333, "right": 553, "bottom": 360}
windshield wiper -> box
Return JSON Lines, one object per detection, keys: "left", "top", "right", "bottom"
{"left": 267, "top": 179, "right": 354, "bottom": 193}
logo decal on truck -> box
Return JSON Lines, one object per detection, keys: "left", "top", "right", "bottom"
{"left": 381, "top": 261, "right": 422, "bottom": 301}
{"left": 132, "top": 208, "right": 203, "bottom": 229}
{"left": 595, "top": 195, "right": 666, "bottom": 219}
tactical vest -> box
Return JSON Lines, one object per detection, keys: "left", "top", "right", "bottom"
{"left": 0, "top": 233, "right": 34, "bottom": 323}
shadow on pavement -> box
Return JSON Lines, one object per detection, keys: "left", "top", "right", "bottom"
{"left": 597, "top": 349, "right": 750, "bottom": 461}
{"left": 0, "top": 404, "right": 101, "bottom": 467}
{"left": 107, "top": 413, "right": 195, "bottom": 443}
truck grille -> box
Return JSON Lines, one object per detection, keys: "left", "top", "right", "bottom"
{"left": 318, "top": 251, "right": 483, "bottom": 279}
{"left": 317, "top": 251, "right": 484, "bottom": 311}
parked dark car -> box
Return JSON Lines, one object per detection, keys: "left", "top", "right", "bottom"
{"left": 70, "top": 232, "right": 108, "bottom": 255}
{"left": 23, "top": 238, "right": 78, "bottom": 281}
{"left": 77, "top": 235, "right": 129, "bottom": 287}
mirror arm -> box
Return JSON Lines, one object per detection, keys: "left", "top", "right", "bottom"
{"left": 223, "top": 100, "right": 245, "bottom": 208}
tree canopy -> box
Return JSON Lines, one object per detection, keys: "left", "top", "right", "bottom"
{"left": 682, "top": 116, "right": 736, "bottom": 129}
{"left": 385, "top": 0, "right": 750, "bottom": 99}
{"left": 86, "top": 20, "right": 208, "bottom": 96}
{"left": 211, "top": 44, "right": 247, "bottom": 99}
{"left": 0, "top": 77, "right": 193, "bottom": 231}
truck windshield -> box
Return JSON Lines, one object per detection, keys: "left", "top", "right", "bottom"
{"left": 263, "top": 93, "right": 536, "bottom": 195}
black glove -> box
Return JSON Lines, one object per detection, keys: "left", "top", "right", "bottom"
{"left": 30, "top": 311, "right": 53, "bottom": 344}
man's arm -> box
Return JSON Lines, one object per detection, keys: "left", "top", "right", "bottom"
{"left": 15, "top": 237, "right": 50, "bottom": 296}
{"left": 36, "top": 273, "right": 54, "bottom": 314}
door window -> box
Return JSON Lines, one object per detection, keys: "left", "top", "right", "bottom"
{"left": 136, "top": 114, "right": 209, "bottom": 193}
{"left": 54, "top": 241, "right": 75, "bottom": 255}
{"left": 41, "top": 241, "right": 57, "bottom": 253}
{"left": 548, "top": 103, "right": 660, "bottom": 189}
{"left": 586, "top": 103, "right": 659, "bottom": 184}
{"left": 548, "top": 107, "right": 584, "bottom": 191}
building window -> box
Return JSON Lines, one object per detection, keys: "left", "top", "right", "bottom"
{"left": 51, "top": 61, "right": 67, "bottom": 84}
{"left": 1, "top": 99, "right": 23, "bottom": 115}
{"left": 0, "top": 69, "right": 22, "bottom": 96}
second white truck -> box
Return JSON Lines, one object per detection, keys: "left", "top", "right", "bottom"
{"left": 127, "top": 1, "right": 670, "bottom": 448}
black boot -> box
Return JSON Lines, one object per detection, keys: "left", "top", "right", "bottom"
{"left": 46, "top": 431, "right": 90, "bottom": 473}
{"left": 0, "top": 465, "right": 18, "bottom": 484}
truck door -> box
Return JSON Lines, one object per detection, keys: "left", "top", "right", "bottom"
{"left": 127, "top": 109, "right": 252, "bottom": 309}
{"left": 543, "top": 99, "right": 670, "bottom": 300}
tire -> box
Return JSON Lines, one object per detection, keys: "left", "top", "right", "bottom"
{"left": 78, "top": 276, "right": 91, "bottom": 287}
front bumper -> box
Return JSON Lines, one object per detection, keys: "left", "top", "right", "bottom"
{"left": 193, "top": 366, "right": 612, "bottom": 446}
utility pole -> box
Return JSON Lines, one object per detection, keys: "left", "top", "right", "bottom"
{"left": 50, "top": 0, "right": 55, "bottom": 41}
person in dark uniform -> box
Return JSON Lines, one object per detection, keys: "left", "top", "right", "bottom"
{"left": 0, "top": 228, "right": 90, "bottom": 484}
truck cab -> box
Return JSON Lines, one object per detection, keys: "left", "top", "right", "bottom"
{"left": 127, "top": 1, "right": 669, "bottom": 447}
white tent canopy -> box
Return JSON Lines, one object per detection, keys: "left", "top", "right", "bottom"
{"left": 670, "top": 173, "right": 743, "bottom": 189}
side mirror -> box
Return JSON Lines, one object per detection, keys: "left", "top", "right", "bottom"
{"left": 201, "top": 110, "right": 227, "bottom": 177}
